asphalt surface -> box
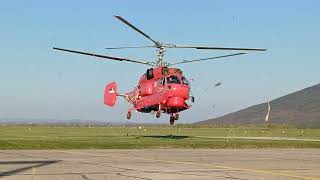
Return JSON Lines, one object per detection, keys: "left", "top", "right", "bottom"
{"left": 0, "top": 149, "right": 319, "bottom": 180}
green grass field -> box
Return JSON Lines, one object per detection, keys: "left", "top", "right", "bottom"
{"left": 0, "top": 125, "right": 320, "bottom": 149}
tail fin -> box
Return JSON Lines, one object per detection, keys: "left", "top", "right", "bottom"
{"left": 104, "top": 81, "right": 117, "bottom": 107}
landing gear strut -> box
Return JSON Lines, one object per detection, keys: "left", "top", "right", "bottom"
{"left": 174, "top": 113, "right": 179, "bottom": 120}
{"left": 156, "top": 104, "right": 161, "bottom": 118}
{"left": 156, "top": 110, "right": 161, "bottom": 118}
{"left": 169, "top": 113, "right": 180, "bottom": 125}
{"left": 126, "top": 111, "right": 132, "bottom": 119}
{"left": 170, "top": 116, "right": 175, "bottom": 125}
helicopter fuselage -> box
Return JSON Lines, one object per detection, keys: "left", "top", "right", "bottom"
{"left": 129, "top": 66, "right": 190, "bottom": 113}
{"left": 104, "top": 66, "right": 191, "bottom": 124}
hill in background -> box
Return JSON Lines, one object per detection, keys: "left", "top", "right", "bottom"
{"left": 195, "top": 83, "right": 320, "bottom": 127}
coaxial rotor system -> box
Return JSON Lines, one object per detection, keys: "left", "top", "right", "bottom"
{"left": 54, "top": 16, "right": 266, "bottom": 67}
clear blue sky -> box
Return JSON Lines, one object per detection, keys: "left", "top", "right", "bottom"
{"left": 0, "top": 1, "right": 319, "bottom": 123}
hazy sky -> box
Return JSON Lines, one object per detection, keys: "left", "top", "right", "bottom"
{"left": 1, "top": 1, "right": 319, "bottom": 123}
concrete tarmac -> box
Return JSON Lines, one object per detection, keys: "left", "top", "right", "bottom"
{"left": 0, "top": 149, "right": 319, "bottom": 180}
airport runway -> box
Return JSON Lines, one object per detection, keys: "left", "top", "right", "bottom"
{"left": 0, "top": 149, "right": 319, "bottom": 180}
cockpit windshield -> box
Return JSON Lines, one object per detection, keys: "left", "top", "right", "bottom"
{"left": 166, "top": 75, "right": 181, "bottom": 84}
{"left": 181, "top": 76, "right": 189, "bottom": 86}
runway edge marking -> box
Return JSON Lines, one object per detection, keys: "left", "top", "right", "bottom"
{"left": 57, "top": 150, "right": 319, "bottom": 180}
{"left": 194, "top": 136, "right": 320, "bottom": 142}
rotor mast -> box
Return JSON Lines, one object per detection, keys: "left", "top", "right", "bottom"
{"left": 156, "top": 45, "right": 165, "bottom": 67}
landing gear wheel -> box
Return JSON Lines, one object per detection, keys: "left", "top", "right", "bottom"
{"left": 170, "top": 116, "right": 175, "bottom": 125}
{"left": 156, "top": 110, "right": 161, "bottom": 118}
{"left": 126, "top": 111, "right": 132, "bottom": 120}
{"left": 174, "top": 113, "right": 179, "bottom": 120}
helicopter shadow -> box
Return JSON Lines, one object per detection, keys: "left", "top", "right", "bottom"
{"left": 0, "top": 160, "right": 61, "bottom": 177}
{"left": 138, "top": 134, "right": 190, "bottom": 139}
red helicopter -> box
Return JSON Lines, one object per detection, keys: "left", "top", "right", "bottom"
{"left": 53, "top": 16, "right": 266, "bottom": 125}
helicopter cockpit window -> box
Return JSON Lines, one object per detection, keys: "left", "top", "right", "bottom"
{"left": 181, "top": 76, "right": 189, "bottom": 86}
{"left": 166, "top": 75, "right": 181, "bottom": 84}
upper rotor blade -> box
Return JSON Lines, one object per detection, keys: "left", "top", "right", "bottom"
{"left": 114, "top": 16, "right": 160, "bottom": 47}
{"left": 53, "top": 47, "right": 152, "bottom": 65}
{"left": 105, "top": 45, "right": 155, "bottom": 50}
{"left": 169, "top": 45, "right": 266, "bottom": 51}
{"left": 169, "top": 53, "right": 246, "bottom": 65}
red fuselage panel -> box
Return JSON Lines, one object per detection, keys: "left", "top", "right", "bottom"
{"left": 125, "top": 66, "right": 190, "bottom": 114}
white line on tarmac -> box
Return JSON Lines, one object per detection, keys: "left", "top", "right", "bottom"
{"left": 194, "top": 136, "right": 320, "bottom": 142}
